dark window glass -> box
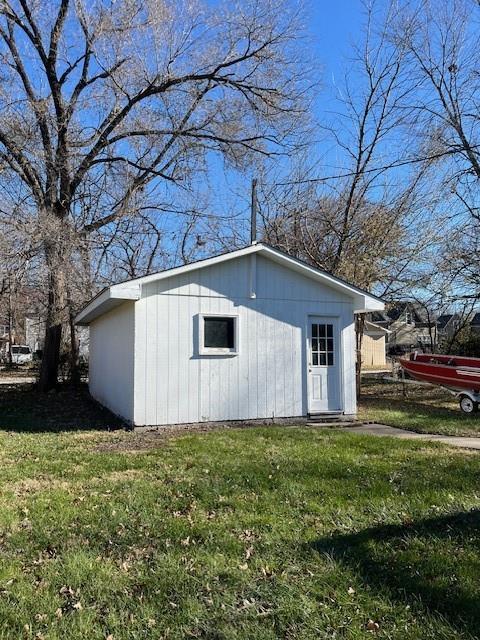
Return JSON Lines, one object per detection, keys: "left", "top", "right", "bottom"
{"left": 326, "top": 324, "right": 333, "bottom": 337}
{"left": 204, "top": 317, "right": 235, "bottom": 349}
{"left": 312, "top": 353, "right": 318, "bottom": 365}
{"left": 312, "top": 324, "right": 318, "bottom": 337}
{"left": 319, "top": 353, "right": 326, "bottom": 366}
{"left": 318, "top": 325, "right": 326, "bottom": 337}
{"left": 327, "top": 353, "right": 334, "bottom": 366}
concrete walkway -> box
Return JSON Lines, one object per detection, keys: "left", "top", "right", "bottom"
{"left": 338, "top": 423, "right": 480, "bottom": 451}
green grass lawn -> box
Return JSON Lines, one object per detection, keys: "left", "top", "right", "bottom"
{"left": 359, "top": 378, "right": 480, "bottom": 436}
{"left": 0, "top": 393, "right": 479, "bottom": 639}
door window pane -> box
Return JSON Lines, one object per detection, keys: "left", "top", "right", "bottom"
{"left": 311, "top": 323, "right": 334, "bottom": 366}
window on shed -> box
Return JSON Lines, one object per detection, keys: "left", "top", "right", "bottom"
{"left": 200, "top": 315, "right": 238, "bottom": 354}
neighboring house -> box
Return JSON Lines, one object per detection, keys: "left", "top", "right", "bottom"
{"left": 470, "top": 312, "right": 480, "bottom": 334}
{"left": 436, "top": 313, "right": 463, "bottom": 346}
{"left": 361, "top": 320, "right": 390, "bottom": 368}
{"left": 386, "top": 302, "right": 437, "bottom": 353}
{"left": 0, "top": 322, "right": 10, "bottom": 360}
{"left": 437, "top": 314, "right": 456, "bottom": 335}
{"left": 0, "top": 319, "right": 22, "bottom": 361}
{"left": 75, "top": 243, "right": 383, "bottom": 427}
{"left": 25, "top": 314, "right": 44, "bottom": 353}
{"left": 26, "top": 314, "right": 89, "bottom": 358}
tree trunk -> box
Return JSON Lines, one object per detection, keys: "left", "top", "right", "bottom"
{"left": 39, "top": 322, "right": 62, "bottom": 390}
{"left": 38, "top": 246, "right": 68, "bottom": 391}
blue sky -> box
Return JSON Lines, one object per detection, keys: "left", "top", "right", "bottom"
{"left": 309, "top": 0, "right": 364, "bottom": 85}
{"left": 156, "top": 0, "right": 370, "bottom": 262}
{"left": 186, "top": 1, "right": 367, "bottom": 251}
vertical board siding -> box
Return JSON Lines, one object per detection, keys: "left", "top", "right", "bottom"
{"left": 362, "top": 334, "right": 386, "bottom": 367}
{"left": 342, "top": 313, "right": 357, "bottom": 415}
{"left": 133, "top": 254, "right": 357, "bottom": 426}
{"left": 89, "top": 301, "right": 135, "bottom": 423}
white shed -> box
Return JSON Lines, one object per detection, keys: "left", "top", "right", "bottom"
{"left": 75, "top": 243, "right": 383, "bottom": 427}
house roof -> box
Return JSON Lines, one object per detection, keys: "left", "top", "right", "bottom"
{"left": 387, "top": 301, "right": 430, "bottom": 324}
{"left": 471, "top": 312, "right": 480, "bottom": 326}
{"left": 75, "top": 243, "right": 384, "bottom": 325}
{"left": 437, "top": 314, "right": 454, "bottom": 329}
{"left": 367, "top": 310, "right": 390, "bottom": 324}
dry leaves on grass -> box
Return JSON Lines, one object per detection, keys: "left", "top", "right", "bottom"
{"left": 366, "top": 619, "right": 380, "bottom": 632}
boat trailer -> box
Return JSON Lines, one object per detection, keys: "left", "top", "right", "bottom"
{"left": 399, "top": 352, "right": 480, "bottom": 414}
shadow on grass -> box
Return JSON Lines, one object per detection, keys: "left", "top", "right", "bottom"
{"left": 360, "top": 378, "right": 474, "bottom": 419}
{"left": 311, "top": 509, "right": 480, "bottom": 635}
{"left": 0, "top": 382, "right": 124, "bottom": 432}
{"left": 360, "top": 393, "right": 480, "bottom": 428}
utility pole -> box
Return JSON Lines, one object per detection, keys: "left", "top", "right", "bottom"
{"left": 250, "top": 178, "right": 257, "bottom": 244}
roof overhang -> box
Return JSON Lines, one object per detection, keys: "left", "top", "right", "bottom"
{"left": 75, "top": 283, "right": 141, "bottom": 325}
{"left": 364, "top": 320, "right": 391, "bottom": 335}
{"left": 75, "top": 243, "right": 384, "bottom": 325}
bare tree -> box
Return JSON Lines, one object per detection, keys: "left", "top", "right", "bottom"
{"left": 0, "top": 0, "right": 311, "bottom": 389}
{"left": 0, "top": 217, "right": 37, "bottom": 363}
{"left": 390, "top": 0, "right": 480, "bottom": 297}
{"left": 93, "top": 216, "right": 166, "bottom": 284}
{"left": 442, "top": 300, "right": 477, "bottom": 354}
{"left": 394, "top": 0, "right": 480, "bottom": 189}
{"left": 257, "top": 2, "right": 446, "bottom": 390}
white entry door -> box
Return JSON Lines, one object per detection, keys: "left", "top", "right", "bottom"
{"left": 307, "top": 317, "right": 341, "bottom": 413}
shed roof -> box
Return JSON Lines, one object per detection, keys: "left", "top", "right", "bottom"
{"left": 75, "top": 243, "right": 384, "bottom": 325}
{"left": 368, "top": 310, "right": 390, "bottom": 324}
{"left": 364, "top": 320, "right": 391, "bottom": 335}
{"left": 387, "top": 301, "right": 428, "bottom": 323}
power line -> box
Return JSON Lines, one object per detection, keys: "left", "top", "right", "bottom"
{"left": 274, "top": 145, "right": 480, "bottom": 186}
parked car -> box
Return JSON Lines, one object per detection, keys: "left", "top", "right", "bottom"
{"left": 10, "top": 345, "right": 33, "bottom": 365}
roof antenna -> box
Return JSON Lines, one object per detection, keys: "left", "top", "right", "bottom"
{"left": 250, "top": 177, "right": 257, "bottom": 245}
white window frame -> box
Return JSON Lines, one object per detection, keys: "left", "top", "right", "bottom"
{"left": 199, "top": 313, "right": 239, "bottom": 356}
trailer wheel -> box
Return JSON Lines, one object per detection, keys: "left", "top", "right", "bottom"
{"left": 459, "top": 395, "right": 478, "bottom": 414}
